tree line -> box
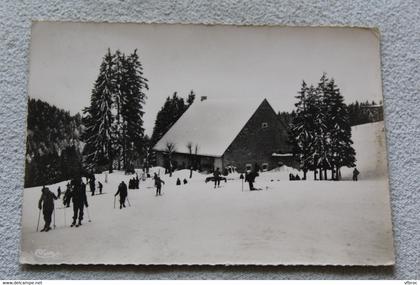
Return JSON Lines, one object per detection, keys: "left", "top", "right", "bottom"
{"left": 290, "top": 73, "right": 356, "bottom": 180}
{"left": 25, "top": 98, "right": 83, "bottom": 187}
{"left": 278, "top": 101, "right": 383, "bottom": 130}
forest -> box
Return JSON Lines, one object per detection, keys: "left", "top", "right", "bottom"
{"left": 25, "top": 98, "right": 83, "bottom": 187}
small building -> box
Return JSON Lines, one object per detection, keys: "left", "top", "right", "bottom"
{"left": 152, "top": 98, "right": 294, "bottom": 173}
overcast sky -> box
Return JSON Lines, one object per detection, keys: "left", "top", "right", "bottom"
{"left": 29, "top": 22, "right": 382, "bottom": 135}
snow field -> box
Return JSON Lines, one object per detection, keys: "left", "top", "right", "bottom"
{"left": 20, "top": 122, "right": 394, "bottom": 265}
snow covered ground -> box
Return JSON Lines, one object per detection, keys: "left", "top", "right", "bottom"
{"left": 20, "top": 122, "right": 394, "bottom": 265}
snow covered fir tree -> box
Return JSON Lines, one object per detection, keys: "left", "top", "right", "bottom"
{"left": 290, "top": 73, "right": 356, "bottom": 181}
{"left": 82, "top": 49, "right": 148, "bottom": 174}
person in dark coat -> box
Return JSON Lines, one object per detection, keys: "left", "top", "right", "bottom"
{"left": 115, "top": 181, "right": 128, "bottom": 209}
{"left": 176, "top": 178, "right": 181, "bottom": 186}
{"left": 135, "top": 175, "right": 139, "bottom": 189}
{"left": 289, "top": 173, "right": 294, "bottom": 181}
{"left": 70, "top": 178, "right": 88, "bottom": 227}
{"left": 153, "top": 173, "right": 165, "bottom": 196}
{"left": 57, "top": 186, "right": 61, "bottom": 199}
{"left": 183, "top": 178, "right": 188, "bottom": 184}
{"left": 353, "top": 168, "right": 360, "bottom": 181}
{"left": 98, "top": 181, "right": 103, "bottom": 194}
{"left": 213, "top": 168, "right": 221, "bottom": 188}
{"left": 38, "top": 186, "right": 57, "bottom": 232}
{"left": 63, "top": 183, "right": 72, "bottom": 208}
{"left": 295, "top": 174, "right": 301, "bottom": 180}
{"left": 245, "top": 170, "right": 258, "bottom": 190}
{"left": 89, "top": 175, "right": 96, "bottom": 196}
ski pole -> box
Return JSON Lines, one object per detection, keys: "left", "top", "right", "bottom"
{"left": 36, "top": 208, "right": 41, "bottom": 232}
{"left": 87, "top": 207, "right": 91, "bottom": 222}
{"left": 126, "top": 197, "right": 131, "bottom": 207}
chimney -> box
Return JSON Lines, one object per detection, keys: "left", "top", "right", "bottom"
{"left": 200, "top": 96, "right": 207, "bottom": 102}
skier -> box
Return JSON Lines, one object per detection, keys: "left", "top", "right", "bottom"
{"left": 63, "top": 183, "right": 72, "bottom": 208}
{"left": 70, "top": 177, "right": 89, "bottom": 227}
{"left": 38, "top": 186, "right": 57, "bottom": 232}
{"left": 89, "top": 175, "right": 96, "bottom": 196}
{"left": 98, "top": 181, "right": 103, "bottom": 194}
{"left": 245, "top": 170, "right": 258, "bottom": 191}
{"left": 183, "top": 178, "right": 188, "bottom": 185}
{"left": 115, "top": 181, "right": 128, "bottom": 209}
{"left": 57, "top": 186, "right": 61, "bottom": 199}
{"left": 135, "top": 174, "right": 139, "bottom": 189}
{"left": 213, "top": 167, "right": 221, "bottom": 188}
{"left": 153, "top": 173, "right": 165, "bottom": 196}
{"left": 353, "top": 168, "right": 360, "bottom": 181}
{"left": 176, "top": 178, "right": 181, "bottom": 186}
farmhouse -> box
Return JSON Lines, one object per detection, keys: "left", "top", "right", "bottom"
{"left": 152, "top": 98, "right": 294, "bottom": 173}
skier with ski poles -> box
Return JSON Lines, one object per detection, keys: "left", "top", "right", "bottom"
{"left": 153, "top": 173, "right": 165, "bottom": 196}
{"left": 115, "top": 181, "right": 128, "bottom": 209}
{"left": 70, "top": 177, "right": 89, "bottom": 227}
{"left": 98, "top": 181, "right": 103, "bottom": 194}
{"left": 37, "top": 186, "right": 57, "bottom": 232}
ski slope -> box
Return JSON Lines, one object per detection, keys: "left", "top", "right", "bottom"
{"left": 20, "top": 122, "right": 394, "bottom": 265}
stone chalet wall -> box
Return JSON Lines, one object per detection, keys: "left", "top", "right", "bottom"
{"left": 223, "top": 99, "right": 292, "bottom": 172}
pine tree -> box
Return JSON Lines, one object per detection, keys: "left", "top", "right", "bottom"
{"left": 290, "top": 81, "right": 311, "bottom": 180}
{"left": 291, "top": 74, "right": 356, "bottom": 181}
{"left": 325, "top": 79, "right": 356, "bottom": 179}
{"left": 82, "top": 49, "right": 116, "bottom": 172}
{"left": 187, "top": 90, "right": 196, "bottom": 105}
{"left": 305, "top": 84, "right": 325, "bottom": 179}
{"left": 313, "top": 73, "right": 331, "bottom": 180}
{"left": 150, "top": 92, "right": 188, "bottom": 145}
{"left": 116, "top": 49, "right": 149, "bottom": 169}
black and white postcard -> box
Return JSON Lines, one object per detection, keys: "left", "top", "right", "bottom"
{"left": 20, "top": 22, "right": 394, "bottom": 265}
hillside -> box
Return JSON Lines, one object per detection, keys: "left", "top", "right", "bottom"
{"left": 25, "top": 98, "right": 83, "bottom": 187}
{"left": 21, "top": 122, "right": 393, "bottom": 265}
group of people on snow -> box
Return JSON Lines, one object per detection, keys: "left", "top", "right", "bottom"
{"left": 38, "top": 177, "right": 89, "bottom": 232}
{"left": 176, "top": 178, "right": 188, "bottom": 186}
{"left": 37, "top": 164, "right": 361, "bottom": 232}
{"left": 128, "top": 175, "right": 140, "bottom": 189}
{"left": 289, "top": 173, "right": 301, "bottom": 180}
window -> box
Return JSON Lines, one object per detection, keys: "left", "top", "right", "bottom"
{"left": 262, "top": 163, "right": 269, "bottom": 172}
{"left": 261, "top": 122, "right": 268, "bottom": 129}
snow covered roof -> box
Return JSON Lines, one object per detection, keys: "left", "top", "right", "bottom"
{"left": 153, "top": 98, "right": 267, "bottom": 157}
